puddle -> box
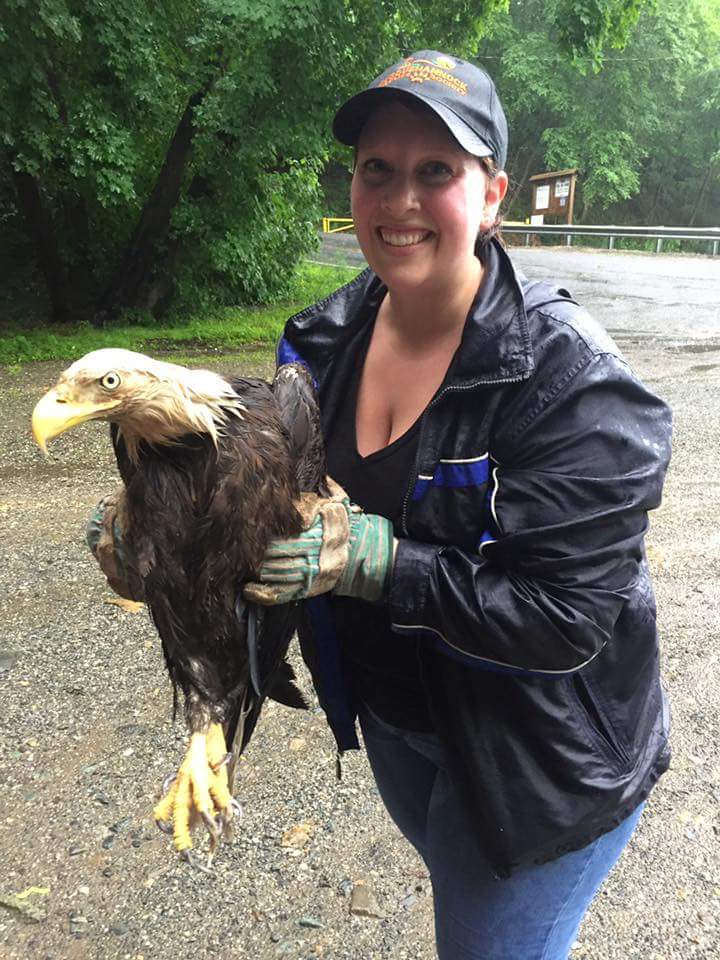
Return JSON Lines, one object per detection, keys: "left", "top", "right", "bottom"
{"left": 669, "top": 341, "right": 720, "bottom": 354}
{"left": 607, "top": 328, "right": 661, "bottom": 336}
{"left": 0, "top": 460, "right": 92, "bottom": 482}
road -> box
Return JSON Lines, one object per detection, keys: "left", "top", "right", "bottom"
{"left": 318, "top": 233, "right": 720, "bottom": 342}
{"left": 0, "top": 245, "right": 718, "bottom": 959}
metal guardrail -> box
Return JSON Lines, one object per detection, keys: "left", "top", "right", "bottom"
{"left": 322, "top": 217, "right": 720, "bottom": 255}
{"left": 502, "top": 223, "right": 720, "bottom": 256}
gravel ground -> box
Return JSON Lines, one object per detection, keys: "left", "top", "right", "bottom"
{"left": 1, "top": 250, "right": 719, "bottom": 959}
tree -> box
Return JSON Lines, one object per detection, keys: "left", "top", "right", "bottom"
{"left": 0, "top": 0, "right": 506, "bottom": 323}
{"left": 476, "top": 0, "right": 720, "bottom": 226}
{"left": 0, "top": 0, "right": 673, "bottom": 325}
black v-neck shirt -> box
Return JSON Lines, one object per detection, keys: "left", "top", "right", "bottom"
{"left": 324, "top": 324, "right": 433, "bottom": 731}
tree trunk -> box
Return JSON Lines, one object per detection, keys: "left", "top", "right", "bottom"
{"left": 688, "top": 163, "right": 713, "bottom": 227}
{"left": 645, "top": 177, "right": 663, "bottom": 226}
{"left": 64, "top": 195, "right": 93, "bottom": 293}
{"left": 506, "top": 146, "right": 540, "bottom": 214}
{"left": 12, "top": 171, "right": 71, "bottom": 324}
{"left": 93, "top": 79, "right": 214, "bottom": 325}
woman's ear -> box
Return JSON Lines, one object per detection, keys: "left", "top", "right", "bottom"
{"left": 480, "top": 171, "right": 509, "bottom": 230}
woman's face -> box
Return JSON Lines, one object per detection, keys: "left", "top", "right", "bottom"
{"left": 351, "top": 100, "right": 507, "bottom": 296}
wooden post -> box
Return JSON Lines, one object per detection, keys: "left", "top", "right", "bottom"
{"left": 567, "top": 175, "right": 577, "bottom": 225}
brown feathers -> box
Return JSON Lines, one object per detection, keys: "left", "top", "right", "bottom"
{"left": 38, "top": 348, "right": 324, "bottom": 751}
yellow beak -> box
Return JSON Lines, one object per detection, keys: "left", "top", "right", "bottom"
{"left": 31, "top": 388, "right": 121, "bottom": 454}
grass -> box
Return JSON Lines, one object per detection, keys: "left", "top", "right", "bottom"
{"left": 0, "top": 261, "right": 362, "bottom": 366}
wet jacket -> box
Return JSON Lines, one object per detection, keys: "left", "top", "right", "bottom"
{"left": 278, "top": 238, "right": 672, "bottom": 878}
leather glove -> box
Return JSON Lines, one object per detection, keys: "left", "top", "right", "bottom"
{"left": 86, "top": 491, "right": 144, "bottom": 602}
{"left": 243, "top": 479, "right": 396, "bottom": 606}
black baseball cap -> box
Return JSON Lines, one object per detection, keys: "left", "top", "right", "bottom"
{"left": 333, "top": 50, "right": 508, "bottom": 169}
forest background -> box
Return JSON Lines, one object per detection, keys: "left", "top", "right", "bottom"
{"left": 1, "top": 0, "right": 718, "bottom": 335}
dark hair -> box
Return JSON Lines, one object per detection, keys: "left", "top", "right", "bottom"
{"left": 477, "top": 156, "right": 504, "bottom": 250}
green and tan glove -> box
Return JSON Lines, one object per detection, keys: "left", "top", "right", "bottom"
{"left": 86, "top": 490, "right": 145, "bottom": 602}
{"left": 243, "top": 478, "right": 396, "bottom": 606}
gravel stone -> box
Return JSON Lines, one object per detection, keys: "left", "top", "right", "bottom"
{"left": 0, "top": 651, "right": 18, "bottom": 674}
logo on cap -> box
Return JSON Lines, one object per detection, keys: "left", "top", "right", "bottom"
{"left": 377, "top": 56, "right": 467, "bottom": 96}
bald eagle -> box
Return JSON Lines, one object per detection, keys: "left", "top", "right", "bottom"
{"left": 32, "top": 349, "right": 326, "bottom": 863}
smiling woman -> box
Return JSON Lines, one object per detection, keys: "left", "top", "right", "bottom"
{"left": 347, "top": 100, "right": 509, "bottom": 455}
{"left": 243, "top": 49, "right": 674, "bottom": 959}
{"left": 91, "top": 49, "right": 673, "bottom": 960}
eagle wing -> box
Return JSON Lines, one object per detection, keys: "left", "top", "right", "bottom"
{"left": 108, "top": 366, "right": 327, "bottom": 791}
{"left": 270, "top": 363, "right": 329, "bottom": 497}
{"left": 223, "top": 363, "right": 328, "bottom": 780}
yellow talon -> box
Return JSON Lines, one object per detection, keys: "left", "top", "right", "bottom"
{"left": 186, "top": 732, "right": 212, "bottom": 816}
{"left": 173, "top": 765, "right": 193, "bottom": 852}
{"left": 207, "top": 723, "right": 228, "bottom": 766}
{"left": 209, "top": 768, "right": 232, "bottom": 813}
{"left": 152, "top": 723, "right": 235, "bottom": 858}
{"left": 153, "top": 776, "right": 178, "bottom": 824}
{"left": 206, "top": 723, "right": 233, "bottom": 811}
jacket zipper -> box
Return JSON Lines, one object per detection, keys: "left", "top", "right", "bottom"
{"left": 400, "top": 374, "right": 527, "bottom": 536}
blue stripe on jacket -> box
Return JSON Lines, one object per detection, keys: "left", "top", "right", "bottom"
{"left": 277, "top": 336, "right": 302, "bottom": 366}
{"left": 412, "top": 455, "right": 490, "bottom": 502}
{"left": 276, "top": 337, "right": 319, "bottom": 389}
{"left": 478, "top": 481, "right": 498, "bottom": 551}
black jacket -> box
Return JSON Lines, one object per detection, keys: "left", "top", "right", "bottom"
{"left": 279, "top": 239, "right": 672, "bottom": 878}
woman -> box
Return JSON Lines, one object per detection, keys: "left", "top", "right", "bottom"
{"left": 249, "top": 51, "right": 672, "bottom": 959}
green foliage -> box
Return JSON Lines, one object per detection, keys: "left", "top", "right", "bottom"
{"left": 478, "top": 0, "right": 720, "bottom": 225}
{"left": 0, "top": 261, "right": 360, "bottom": 363}
{"left": 554, "top": 0, "right": 649, "bottom": 66}
{"left": 0, "top": 0, "right": 509, "bottom": 325}
{"left": 2, "top": 0, "right": 713, "bottom": 330}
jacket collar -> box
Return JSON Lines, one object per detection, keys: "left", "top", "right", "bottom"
{"left": 283, "top": 237, "right": 534, "bottom": 389}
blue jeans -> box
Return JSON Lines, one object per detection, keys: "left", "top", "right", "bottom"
{"left": 359, "top": 704, "right": 644, "bottom": 960}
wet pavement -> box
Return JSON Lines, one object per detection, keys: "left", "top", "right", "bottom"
{"left": 318, "top": 234, "right": 720, "bottom": 345}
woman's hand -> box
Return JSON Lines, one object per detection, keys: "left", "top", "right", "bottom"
{"left": 86, "top": 490, "right": 144, "bottom": 602}
{"left": 244, "top": 482, "right": 396, "bottom": 606}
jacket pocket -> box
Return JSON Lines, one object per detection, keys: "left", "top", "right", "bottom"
{"left": 570, "top": 673, "right": 631, "bottom": 768}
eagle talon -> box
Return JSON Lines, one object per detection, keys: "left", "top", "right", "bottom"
{"left": 151, "top": 724, "right": 237, "bottom": 860}
{"left": 181, "top": 848, "right": 213, "bottom": 874}
{"left": 210, "top": 752, "right": 232, "bottom": 773}
{"left": 201, "top": 810, "right": 220, "bottom": 839}
{"left": 161, "top": 772, "right": 177, "bottom": 794}
{"left": 215, "top": 798, "right": 242, "bottom": 841}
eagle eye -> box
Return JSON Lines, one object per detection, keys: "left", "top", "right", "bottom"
{"left": 101, "top": 371, "right": 121, "bottom": 391}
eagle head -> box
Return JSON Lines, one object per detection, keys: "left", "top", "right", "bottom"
{"left": 32, "top": 348, "right": 245, "bottom": 461}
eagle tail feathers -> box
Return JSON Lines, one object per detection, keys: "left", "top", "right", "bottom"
{"left": 268, "top": 659, "right": 308, "bottom": 710}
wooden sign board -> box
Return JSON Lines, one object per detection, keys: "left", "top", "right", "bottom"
{"left": 529, "top": 169, "right": 579, "bottom": 224}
